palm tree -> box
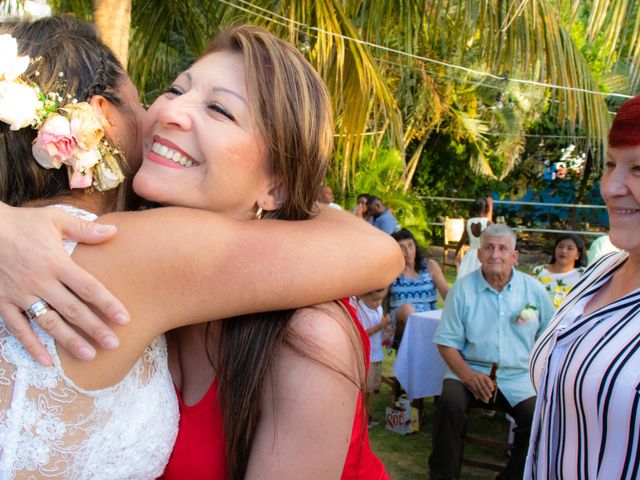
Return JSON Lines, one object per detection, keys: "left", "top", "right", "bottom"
{"left": 50, "top": 0, "right": 639, "bottom": 196}
{"left": 93, "top": 0, "right": 131, "bottom": 66}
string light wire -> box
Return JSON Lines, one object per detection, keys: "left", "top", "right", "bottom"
{"left": 220, "top": 0, "right": 634, "bottom": 100}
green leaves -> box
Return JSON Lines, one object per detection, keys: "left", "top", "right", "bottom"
{"left": 51, "top": 0, "right": 638, "bottom": 234}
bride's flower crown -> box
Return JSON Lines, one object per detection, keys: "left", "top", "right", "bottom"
{"left": 0, "top": 34, "right": 124, "bottom": 191}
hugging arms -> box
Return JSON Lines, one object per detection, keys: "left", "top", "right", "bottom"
{"left": 0, "top": 202, "right": 402, "bottom": 382}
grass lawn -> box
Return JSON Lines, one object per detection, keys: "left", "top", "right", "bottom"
{"left": 367, "top": 265, "right": 524, "bottom": 479}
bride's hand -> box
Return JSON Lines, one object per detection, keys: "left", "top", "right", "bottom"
{"left": 0, "top": 203, "right": 129, "bottom": 366}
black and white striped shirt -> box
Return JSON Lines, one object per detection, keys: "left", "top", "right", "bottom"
{"left": 525, "top": 251, "right": 640, "bottom": 479}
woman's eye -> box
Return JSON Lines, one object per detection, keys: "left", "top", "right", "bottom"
{"left": 208, "top": 102, "right": 235, "bottom": 121}
{"left": 165, "top": 85, "right": 183, "bottom": 96}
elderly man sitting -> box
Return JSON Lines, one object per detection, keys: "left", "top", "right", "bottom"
{"left": 429, "top": 224, "right": 553, "bottom": 480}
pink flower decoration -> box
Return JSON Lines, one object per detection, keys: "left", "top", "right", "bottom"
{"left": 32, "top": 115, "right": 77, "bottom": 169}
{"left": 67, "top": 103, "right": 104, "bottom": 150}
{"left": 67, "top": 167, "right": 93, "bottom": 189}
{"left": 70, "top": 148, "right": 101, "bottom": 171}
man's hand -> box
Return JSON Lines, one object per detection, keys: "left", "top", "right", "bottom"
{"left": 0, "top": 203, "right": 129, "bottom": 366}
{"left": 461, "top": 370, "right": 495, "bottom": 403}
{"left": 437, "top": 345, "right": 496, "bottom": 403}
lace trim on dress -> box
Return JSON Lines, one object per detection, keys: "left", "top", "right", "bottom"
{"left": 0, "top": 205, "right": 179, "bottom": 479}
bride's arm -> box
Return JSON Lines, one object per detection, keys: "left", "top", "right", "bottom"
{"left": 61, "top": 206, "right": 401, "bottom": 388}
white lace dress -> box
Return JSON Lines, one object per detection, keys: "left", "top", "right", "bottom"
{"left": 0, "top": 206, "right": 179, "bottom": 479}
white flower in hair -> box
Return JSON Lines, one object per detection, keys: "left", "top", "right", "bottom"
{"left": 0, "top": 34, "right": 124, "bottom": 191}
{"left": 0, "top": 34, "right": 30, "bottom": 81}
{"left": 66, "top": 103, "right": 104, "bottom": 150}
{"left": 0, "top": 80, "right": 42, "bottom": 130}
{"left": 71, "top": 147, "right": 102, "bottom": 171}
{"left": 94, "top": 155, "right": 123, "bottom": 191}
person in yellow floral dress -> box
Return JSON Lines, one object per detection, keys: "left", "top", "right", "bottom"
{"left": 532, "top": 233, "right": 586, "bottom": 309}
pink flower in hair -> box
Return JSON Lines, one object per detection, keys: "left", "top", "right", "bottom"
{"left": 32, "top": 114, "right": 77, "bottom": 168}
{"left": 66, "top": 103, "right": 104, "bottom": 150}
{"left": 67, "top": 167, "right": 93, "bottom": 189}
{"left": 66, "top": 148, "right": 101, "bottom": 189}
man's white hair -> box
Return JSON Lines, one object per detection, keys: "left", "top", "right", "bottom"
{"left": 480, "top": 224, "right": 517, "bottom": 249}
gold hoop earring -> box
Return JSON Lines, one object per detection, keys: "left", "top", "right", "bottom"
{"left": 255, "top": 207, "right": 264, "bottom": 220}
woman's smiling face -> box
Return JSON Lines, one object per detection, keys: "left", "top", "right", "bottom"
{"left": 553, "top": 239, "right": 580, "bottom": 268}
{"left": 600, "top": 145, "right": 640, "bottom": 254}
{"left": 133, "top": 50, "right": 280, "bottom": 219}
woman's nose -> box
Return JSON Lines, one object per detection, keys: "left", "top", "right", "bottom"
{"left": 156, "top": 95, "right": 194, "bottom": 131}
{"left": 601, "top": 168, "right": 629, "bottom": 198}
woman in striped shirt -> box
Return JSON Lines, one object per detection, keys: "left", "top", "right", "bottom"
{"left": 525, "top": 95, "right": 640, "bottom": 479}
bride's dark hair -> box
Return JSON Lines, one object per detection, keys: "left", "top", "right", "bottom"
{"left": 0, "top": 16, "right": 136, "bottom": 210}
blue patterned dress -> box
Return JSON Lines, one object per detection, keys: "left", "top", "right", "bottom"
{"left": 388, "top": 260, "right": 438, "bottom": 325}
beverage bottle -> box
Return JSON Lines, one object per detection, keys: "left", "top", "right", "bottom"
{"left": 488, "top": 362, "right": 499, "bottom": 405}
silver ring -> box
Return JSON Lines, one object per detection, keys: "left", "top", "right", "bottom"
{"left": 25, "top": 299, "right": 51, "bottom": 321}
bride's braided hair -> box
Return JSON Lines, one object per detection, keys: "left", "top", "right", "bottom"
{"left": 0, "top": 16, "right": 135, "bottom": 210}
{"left": 81, "top": 56, "right": 110, "bottom": 102}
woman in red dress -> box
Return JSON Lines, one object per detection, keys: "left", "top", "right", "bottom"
{"left": 154, "top": 26, "right": 390, "bottom": 480}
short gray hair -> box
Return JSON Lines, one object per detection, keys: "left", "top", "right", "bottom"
{"left": 480, "top": 224, "right": 517, "bottom": 249}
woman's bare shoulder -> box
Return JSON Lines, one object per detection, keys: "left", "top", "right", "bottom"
{"left": 287, "top": 302, "right": 360, "bottom": 365}
{"left": 290, "top": 303, "right": 351, "bottom": 339}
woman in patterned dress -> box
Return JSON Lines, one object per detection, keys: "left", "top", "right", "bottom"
{"left": 387, "top": 228, "right": 449, "bottom": 349}
{"left": 532, "top": 233, "right": 586, "bottom": 309}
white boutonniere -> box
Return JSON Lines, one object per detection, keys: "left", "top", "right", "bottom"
{"left": 517, "top": 304, "right": 538, "bottom": 325}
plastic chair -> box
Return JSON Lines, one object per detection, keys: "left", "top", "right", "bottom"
{"left": 442, "top": 217, "right": 465, "bottom": 273}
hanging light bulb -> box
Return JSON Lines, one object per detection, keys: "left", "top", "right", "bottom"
{"left": 299, "top": 32, "right": 311, "bottom": 54}
{"left": 494, "top": 91, "right": 504, "bottom": 110}
{"left": 491, "top": 73, "right": 509, "bottom": 110}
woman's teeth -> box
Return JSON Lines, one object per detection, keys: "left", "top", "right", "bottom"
{"left": 151, "top": 142, "right": 194, "bottom": 167}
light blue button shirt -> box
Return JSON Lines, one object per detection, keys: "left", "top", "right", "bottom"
{"left": 434, "top": 267, "right": 554, "bottom": 406}
{"left": 370, "top": 209, "right": 399, "bottom": 234}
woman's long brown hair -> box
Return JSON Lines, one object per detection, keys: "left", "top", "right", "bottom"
{"left": 203, "top": 26, "right": 366, "bottom": 479}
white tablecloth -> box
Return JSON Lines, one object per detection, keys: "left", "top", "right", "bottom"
{"left": 393, "top": 309, "right": 448, "bottom": 400}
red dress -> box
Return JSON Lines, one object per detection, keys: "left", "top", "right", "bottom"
{"left": 159, "top": 298, "right": 387, "bottom": 479}
{"left": 158, "top": 379, "right": 226, "bottom": 480}
{"left": 338, "top": 297, "right": 389, "bottom": 480}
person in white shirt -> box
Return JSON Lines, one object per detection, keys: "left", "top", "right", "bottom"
{"left": 356, "top": 287, "right": 390, "bottom": 426}
{"left": 317, "top": 184, "right": 343, "bottom": 210}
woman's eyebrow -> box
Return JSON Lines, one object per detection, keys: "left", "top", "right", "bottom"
{"left": 212, "top": 86, "right": 247, "bottom": 104}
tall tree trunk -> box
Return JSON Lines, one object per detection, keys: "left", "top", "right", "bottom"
{"left": 573, "top": 148, "right": 595, "bottom": 229}
{"left": 93, "top": 0, "right": 131, "bottom": 69}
